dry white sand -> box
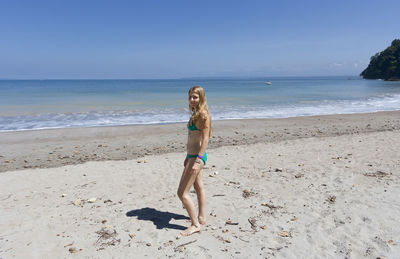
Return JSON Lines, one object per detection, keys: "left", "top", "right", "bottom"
{"left": 1, "top": 128, "right": 399, "bottom": 258}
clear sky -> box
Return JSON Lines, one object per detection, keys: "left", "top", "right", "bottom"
{"left": 0, "top": 0, "right": 399, "bottom": 79}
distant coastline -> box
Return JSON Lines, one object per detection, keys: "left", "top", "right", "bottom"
{"left": 361, "top": 39, "right": 400, "bottom": 81}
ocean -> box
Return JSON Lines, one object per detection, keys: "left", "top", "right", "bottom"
{"left": 1, "top": 76, "right": 400, "bottom": 132}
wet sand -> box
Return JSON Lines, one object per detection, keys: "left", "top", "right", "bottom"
{"left": 1, "top": 111, "right": 400, "bottom": 173}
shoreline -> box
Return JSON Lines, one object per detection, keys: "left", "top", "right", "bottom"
{"left": 1, "top": 108, "right": 400, "bottom": 134}
{"left": 1, "top": 110, "right": 400, "bottom": 173}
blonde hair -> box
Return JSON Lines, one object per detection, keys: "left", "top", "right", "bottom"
{"left": 188, "top": 86, "right": 212, "bottom": 137}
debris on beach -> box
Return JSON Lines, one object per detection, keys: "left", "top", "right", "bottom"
{"left": 216, "top": 235, "right": 231, "bottom": 244}
{"left": 174, "top": 239, "right": 197, "bottom": 252}
{"left": 363, "top": 170, "right": 390, "bottom": 178}
{"left": 163, "top": 240, "right": 174, "bottom": 247}
{"left": 73, "top": 199, "right": 82, "bottom": 206}
{"left": 295, "top": 173, "right": 304, "bottom": 178}
{"left": 87, "top": 197, "right": 97, "bottom": 203}
{"left": 274, "top": 168, "right": 283, "bottom": 172}
{"left": 225, "top": 219, "right": 239, "bottom": 225}
{"left": 225, "top": 180, "right": 240, "bottom": 187}
{"left": 248, "top": 218, "right": 257, "bottom": 230}
{"left": 176, "top": 246, "right": 185, "bottom": 252}
{"left": 242, "top": 189, "right": 255, "bottom": 198}
{"left": 278, "top": 231, "right": 291, "bottom": 237}
{"left": 327, "top": 195, "right": 336, "bottom": 204}
{"left": 261, "top": 202, "right": 282, "bottom": 209}
{"left": 64, "top": 242, "right": 73, "bottom": 247}
{"left": 209, "top": 171, "right": 218, "bottom": 177}
{"left": 212, "top": 194, "right": 225, "bottom": 197}
{"left": 68, "top": 247, "right": 78, "bottom": 253}
{"left": 95, "top": 227, "right": 120, "bottom": 247}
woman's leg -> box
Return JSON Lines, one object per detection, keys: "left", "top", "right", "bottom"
{"left": 194, "top": 169, "right": 206, "bottom": 224}
{"left": 177, "top": 159, "right": 201, "bottom": 236}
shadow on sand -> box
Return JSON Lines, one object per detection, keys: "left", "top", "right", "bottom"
{"left": 126, "top": 207, "right": 189, "bottom": 230}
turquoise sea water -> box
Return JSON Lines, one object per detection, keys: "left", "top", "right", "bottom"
{"left": 1, "top": 76, "right": 400, "bottom": 131}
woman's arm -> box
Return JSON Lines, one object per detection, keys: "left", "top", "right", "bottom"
{"left": 190, "top": 116, "right": 210, "bottom": 173}
{"left": 196, "top": 116, "right": 210, "bottom": 160}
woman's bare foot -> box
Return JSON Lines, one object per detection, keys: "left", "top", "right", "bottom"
{"left": 198, "top": 215, "right": 206, "bottom": 225}
{"left": 180, "top": 224, "right": 201, "bottom": 236}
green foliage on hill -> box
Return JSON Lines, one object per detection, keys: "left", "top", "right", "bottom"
{"left": 361, "top": 39, "right": 400, "bottom": 80}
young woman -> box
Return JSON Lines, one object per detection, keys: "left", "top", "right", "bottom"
{"left": 177, "top": 86, "right": 212, "bottom": 236}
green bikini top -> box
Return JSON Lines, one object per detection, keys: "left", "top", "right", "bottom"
{"left": 187, "top": 124, "right": 199, "bottom": 131}
{"left": 187, "top": 118, "right": 200, "bottom": 131}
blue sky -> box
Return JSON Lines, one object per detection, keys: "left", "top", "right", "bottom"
{"left": 0, "top": 0, "right": 399, "bottom": 79}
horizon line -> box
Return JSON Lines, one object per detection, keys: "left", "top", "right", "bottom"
{"left": 0, "top": 74, "right": 361, "bottom": 80}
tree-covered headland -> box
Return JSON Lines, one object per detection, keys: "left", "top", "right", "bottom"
{"left": 361, "top": 39, "right": 400, "bottom": 81}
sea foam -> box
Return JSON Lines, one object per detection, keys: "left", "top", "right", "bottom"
{"left": 1, "top": 94, "right": 399, "bottom": 132}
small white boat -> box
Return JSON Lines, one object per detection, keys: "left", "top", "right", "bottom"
{"left": 265, "top": 81, "right": 272, "bottom": 85}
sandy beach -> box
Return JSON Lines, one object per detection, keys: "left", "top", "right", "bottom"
{"left": 1, "top": 111, "right": 400, "bottom": 258}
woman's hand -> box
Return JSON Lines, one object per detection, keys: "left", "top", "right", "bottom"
{"left": 191, "top": 159, "right": 203, "bottom": 174}
{"left": 184, "top": 157, "right": 188, "bottom": 167}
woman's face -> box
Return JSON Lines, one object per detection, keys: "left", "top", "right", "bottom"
{"left": 188, "top": 92, "right": 200, "bottom": 109}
